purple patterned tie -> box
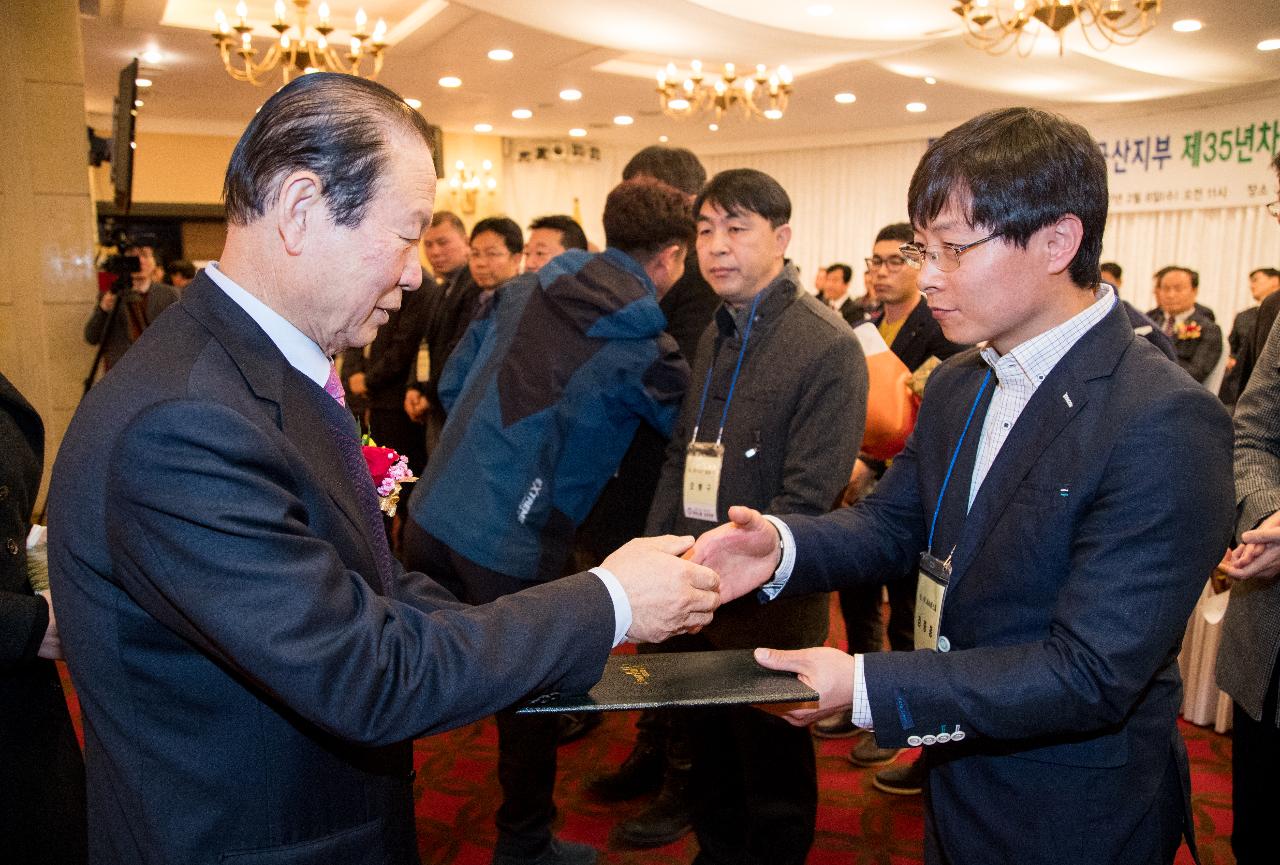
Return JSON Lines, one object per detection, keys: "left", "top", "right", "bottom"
{"left": 323, "top": 362, "right": 346, "bottom": 407}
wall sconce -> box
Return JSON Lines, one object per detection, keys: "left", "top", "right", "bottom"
{"left": 448, "top": 159, "right": 497, "bottom": 214}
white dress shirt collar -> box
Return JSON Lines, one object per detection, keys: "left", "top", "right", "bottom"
{"left": 204, "top": 261, "right": 331, "bottom": 388}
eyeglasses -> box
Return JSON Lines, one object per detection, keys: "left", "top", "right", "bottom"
{"left": 900, "top": 232, "right": 1000, "bottom": 273}
{"left": 1267, "top": 200, "right": 1280, "bottom": 219}
{"left": 471, "top": 248, "right": 516, "bottom": 262}
{"left": 864, "top": 255, "right": 908, "bottom": 273}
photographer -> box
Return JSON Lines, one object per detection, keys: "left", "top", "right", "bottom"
{"left": 84, "top": 242, "right": 177, "bottom": 371}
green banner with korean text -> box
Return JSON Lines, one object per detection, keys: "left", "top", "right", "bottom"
{"left": 1087, "top": 95, "right": 1279, "bottom": 213}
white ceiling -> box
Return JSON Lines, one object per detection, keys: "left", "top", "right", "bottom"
{"left": 80, "top": 0, "right": 1280, "bottom": 151}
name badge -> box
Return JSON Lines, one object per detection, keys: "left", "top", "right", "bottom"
{"left": 914, "top": 551, "right": 950, "bottom": 651}
{"left": 683, "top": 441, "right": 724, "bottom": 522}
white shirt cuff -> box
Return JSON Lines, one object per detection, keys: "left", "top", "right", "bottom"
{"left": 758, "top": 515, "right": 796, "bottom": 600}
{"left": 851, "top": 653, "right": 874, "bottom": 729}
{"left": 591, "top": 566, "right": 632, "bottom": 647}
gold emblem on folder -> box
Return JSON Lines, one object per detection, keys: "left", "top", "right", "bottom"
{"left": 620, "top": 664, "right": 651, "bottom": 685}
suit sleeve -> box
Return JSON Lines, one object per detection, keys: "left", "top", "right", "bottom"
{"left": 1234, "top": 321, "right": 1280, "bottom": 536}
{"left": 0, "top": 588, "right": 48, "bottom": 667}
{"left": 858, "top": 386, "right": 1232, "bottom": 747}
{"left": 105, "top": 400, "right": 614, "bottom": 746}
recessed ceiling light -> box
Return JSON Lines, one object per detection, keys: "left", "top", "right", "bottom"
{"left": 1258, "top": 38, "right": 1280, "bottom": 51}
{"left": 404, "top": 97, "right": 422, "bottom": 109}
{"left": 613, "top": 115, "right": 634, "bottom": 126}
{"left": 708, "top": 123, "right": 719, "bottom": 131}
{"left": 906, "top": 102, "right": 927, "bottom": 113}
{"left": 659, "top": 135, "right": 669, "bottom": 143}
{"left": 474, "top": 123, "right": 493, "bottom": 133}
{"left": 806, "top": 3, "right": 834, "bottom": 15}
{"left": 569, "top": 128, "right": 587, "bottom": 137}
{"left": 1172, "top": 19, "right": 1202, "bottom": 33}
{"left": 438, "top": 76, "right": 462, "bottom": 88}
{"left": 560, "top": 89, "right": 582, "bottom": 101}
{"left": 924, "top": 76, "right": 937, "bottom": 85}
{"left": 511, "top": 108, "right": 533, "bottom": 119}
{"left": 668, "top": 98, "right": 690, "bottom": 111}
{"left": 134, "top": 99, "right": 144, "bottom": 108}
{"left": 136, "top": 78, "right": 153, "bottom": 88}
{"left": 763, "top": 108, "right": 783, "bottom": 120}
{"left": 141, "top": 47, "right": 162, "bottom": 64}
{"left": 834, "top": 92, "right": 856, "bottom": 104}
{"left": 488, "top": 48, "right": 514, "bottom": 61}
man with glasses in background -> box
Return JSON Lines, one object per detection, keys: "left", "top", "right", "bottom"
{"left": 690, "top": 107, "right": 1233, "bottom": 865}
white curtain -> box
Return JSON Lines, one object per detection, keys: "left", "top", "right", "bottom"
{"left": 503, "top": 147, "right": 629, "bottom": 249}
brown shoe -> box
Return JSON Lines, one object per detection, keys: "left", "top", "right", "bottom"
{"left": 872, "top": 755, "right": 925, "bottom": 795}
{"left": 848, "top": 734, "right": 902, "bottom": 768}
{"left": 812, "top": 715, "right": 862, "bottom": 739}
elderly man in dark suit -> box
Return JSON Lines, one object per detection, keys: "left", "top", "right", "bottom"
{"left": 1217, "top": 152, "right": 1280, "bottom": 865}
{"left": 47, "top": 73, "right": 718, "bottom": 865}
{"left": 0, "top": 372, "right": 86, "bottom": 865}
{"left": 1147, "top": 266, "right": 1223, "bottom": 384}
{"left": 691, "top": 107, "right": 1233, "bottom": 865}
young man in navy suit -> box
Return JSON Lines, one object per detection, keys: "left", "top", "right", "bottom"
{"left": 691, "top": 107, "right": 1233, "bottom": 865}
{"left": 47, "top": 73, "right": 718, "bottom": 865}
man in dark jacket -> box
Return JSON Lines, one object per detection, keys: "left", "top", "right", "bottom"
{"left": 84, "top": 243, "right": 177, "bottom": 373}
{"left": 402, "top": 178, "right": 696, "bottom": 865}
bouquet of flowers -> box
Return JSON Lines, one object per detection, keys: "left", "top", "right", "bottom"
{"left": 360, "top": 435, "right": 416, "bottom": 517}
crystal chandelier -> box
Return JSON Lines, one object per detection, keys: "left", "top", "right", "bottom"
{"left": 212, "top": 1, "right": 388, "bottom": 85}
{"left": 656, "top": 60, "right": 794, "bottom": 122}
{"left": 953, "top": 0, "right": 1162, "bottom": 56}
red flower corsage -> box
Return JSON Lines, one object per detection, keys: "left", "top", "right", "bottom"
{"left": 360, "top": 435, "right": 416, "bottom": 517}
{"left": 1173, "top": 320, "right": 1202, "bottom": 341}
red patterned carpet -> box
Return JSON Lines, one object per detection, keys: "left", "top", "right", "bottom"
{"left": 58, "top": 593, "right": 1236, "bottom": 864}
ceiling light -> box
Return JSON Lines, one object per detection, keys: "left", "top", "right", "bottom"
{"left": 834, "top": 92, "right": 856, "bottom": 104}
{"left": 474, "top": 123, "right": 493, "bottom": 133}
{"left": 659, "top": 135, "right": 669, "bottom": 142}
{"left": 906, "top": 102, "right": 927, "bottom": 113}
{"left": 613, "top": 115, "right": 634, "bottom": 126}
{"left": 210, "top": 3, "right": 389, "bottom": 85}
{"left": 439, "top": 76, "right": 462, "bottom": 88}
{"left": 1259, "top": 38, "right": 1280, "bottom": 51}
{"left": 487, "top": 48, "right": 513, "bottom": 61}
{"left": 806, "top": 3, "right": 834, "bottom": 15}
{"left": 134, "top": 100, "right": 144, "bottom": 108}
{"left": 708, "top": 123, "right": 719, "bottom": 131}
{"left": 924, "top": 76, "right": 937, "bottom": 85}
{"left": 136, "top": 78, "right": 153, "bottom": 88}
{"left": 1172, "top": 19, "right": 1202, "bottom": 33}
{"left": 658, "top": 60, "right": 793, "bottom": 122}
{"left": 511, "top": 108, "right": 533, "bottom": 119}
{"left": 569, "top": 128, "right": 587, "bottom": 137}
{"left": 404, "top": 97, "right": 421, "bottom": 109}
{"left": 141, "top": 47, "right": 162, "bottom": 65}
{"left": 560, "top": 88, "right": 582, "bottom": 101}
{"left": 953, "top": 1, "right": 1163, "bottom": 57}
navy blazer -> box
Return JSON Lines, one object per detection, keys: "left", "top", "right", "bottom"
{"left": 866, "top": 296, "right": 967, "bottom": 372}
{"left": 779, "top": 301, "right": 1233, "bottom": 864}
{"left": 48, "top": 273, "right": 615, "bottom": 865}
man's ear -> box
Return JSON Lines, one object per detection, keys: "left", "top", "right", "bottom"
{"left": 774, "top": 223, "right": 792, "bottom": 256}
{"left": 275, "top": 171, "right": 325, "bottom": 256}
{"left": 1045, "top": 214, "right": 1084, "bottom": 277}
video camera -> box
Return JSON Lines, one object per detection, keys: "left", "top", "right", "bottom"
{"left": 98, "top": 222, "right": 141, "bottom": 294}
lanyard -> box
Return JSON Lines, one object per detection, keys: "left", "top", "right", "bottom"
{"left": 691, "top": 291, "right": 764, "bottom": 446}
{"left": 926, "top": 369, "right": 992, "bottom": 555}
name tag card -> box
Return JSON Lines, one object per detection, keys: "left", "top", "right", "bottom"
{"left": 914, "top": 551, "right": 950, "bottom": 651}
{"left": 683, "top": 442, "right": 724, "bottom": 522}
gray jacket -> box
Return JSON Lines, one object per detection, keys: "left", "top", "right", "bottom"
{"left": 1219, "top": 316, "right": 1280, "bottom": 725}
{"left": 646, "top": 266, "right": 867, "bottom": 648}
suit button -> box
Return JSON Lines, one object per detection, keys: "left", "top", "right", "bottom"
{"left": 6, "top": 538, "right": 18, "bottom": 556}
{"left": 407, "top": 769, "right": 417, "bottom": 781}
{"left": 951, "top": 730, "right": 966, "bottom": 742}
{"left": 937, "top": 732, "right": 951, "bottom": 743}
{"left": 922, "top": 734, "right": 937, "bottom": 745}
{"left": 907, "top": 735, "right": 922, "bottom": 747}
{"left": 937, "top": 636, "right": 951, "bottom": 653}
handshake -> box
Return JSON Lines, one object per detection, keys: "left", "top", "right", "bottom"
{"left": 600, "top": 506, "right": 786, "bottom": 644}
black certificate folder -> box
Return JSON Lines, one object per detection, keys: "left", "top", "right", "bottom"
{"left": 516, "top": 650, "right": 819, "bottom": 714}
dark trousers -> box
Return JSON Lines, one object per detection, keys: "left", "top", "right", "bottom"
{"left": 401, "top": 521, "right": 561, "bottom": 857}
{"left": 838, "top": 576, "right": 916, "bottom": 654}
{"left": 1232, "top": 664, "right": 1280, "bottom": 865}
{"left": 689, "top": 703, "right": 816, "bottom": 865}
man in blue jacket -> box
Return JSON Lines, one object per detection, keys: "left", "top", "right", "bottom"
{"left": 402, "top": 178, "right": 695, "bottom": 865}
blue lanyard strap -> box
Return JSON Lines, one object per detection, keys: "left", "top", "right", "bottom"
{"left": 691, "top": 291, "right": 764, "bottom": 445}
{"left": 927, "top": 369, "right": 993, "bottom": 554}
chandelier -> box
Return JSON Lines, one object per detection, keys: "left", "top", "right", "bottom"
{"left": 953, "top": 0, "right": 1162, "bottom": 56}
{"left": 447, "top": 160, "right": 497, "bottom": 215}
{"left": 212, "top": 1, "right": 388, "bottom": 85}
{"left": 656, "top": 60, "right": 794, "bottom": 122}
